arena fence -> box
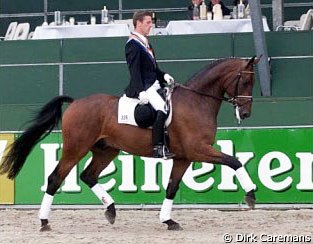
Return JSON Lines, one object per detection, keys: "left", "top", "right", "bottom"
{"left": 0, "top": 31, "right": 312, "bottom": 207}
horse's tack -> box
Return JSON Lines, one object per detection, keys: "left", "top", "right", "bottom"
{"left": 175, "top": 69, "right": 254, "bottom": 106}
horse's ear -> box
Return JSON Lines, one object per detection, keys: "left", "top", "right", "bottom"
{"left": 254, "top": 55, "right": 262, "bottom": 65}
{"left": 245, "top": 55, "right": 262, "bottom": 68}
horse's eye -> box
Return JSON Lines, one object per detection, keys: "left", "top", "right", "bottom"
{"left": 242, "top": 80, "right": 249, "bottom": 86}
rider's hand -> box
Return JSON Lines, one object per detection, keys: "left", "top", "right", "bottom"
{"left": 138, "top": 91, "right": 149, "bottom": 105}
{"left": 164, "top": 73, "right": 175, "bottom": 86}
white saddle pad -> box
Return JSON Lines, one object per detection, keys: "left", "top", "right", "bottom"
{"left": 118, "top": 94, "right": 172, "bottom": 127}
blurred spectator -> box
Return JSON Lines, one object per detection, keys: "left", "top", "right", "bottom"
{"left": 188, "top": 0, "right": 231, "bottom": 19}
{"left": 208, "top": 0, "right": 231, "bottom": 16}
{"left": 187, "top": 0, "right": 203, "bottom": 20}
{"left": 233, "top": 0, "right": 249, "bottom": 7}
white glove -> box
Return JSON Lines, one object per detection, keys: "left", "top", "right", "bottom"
{"left": 138, "top": 91, "right": 149, "bottom": 105}
{"left": 164, "top": 73, "right": 175, "bottom": 86}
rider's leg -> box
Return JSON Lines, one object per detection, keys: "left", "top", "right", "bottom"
{"left": 146, "top": 81, "right": 174, "bottom": 159}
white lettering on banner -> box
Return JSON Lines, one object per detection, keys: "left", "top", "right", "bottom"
{"left": 84, "top": 157, "right": 117, "bottom": 192}
{"left": 296, "top": 152, "right": 313, "bottom": 190}
{"left": 38, "top": 141, "right": 313, "bottom": 193}
{"left": 216, "top": 140, "right": 255, "bottom": 191}
{"left": 217, "top": 140, "right": 237, "bottom": 190}
{"left": 118, "top": 155, "right": 137, "bottom": 192}
{"left": 218, "top": 152, "right": 255, "bottom": 191}
{"left": 183, "top": 163, "right": 214, "bottom": 191}
{"left": 0, "top": 140, "right": 8, "bottom": 162}
{"left": 141, "top": 157, "right": 172, "bottom": 191}
{"left": 258, "top": 152, "right": 293, "bottom": 191}
{"left": 40, "top": 143, "right": 81, "bottom": 192}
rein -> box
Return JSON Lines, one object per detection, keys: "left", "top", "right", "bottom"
{"left": 174, "top": 70, "right": 254, "bottom": 106}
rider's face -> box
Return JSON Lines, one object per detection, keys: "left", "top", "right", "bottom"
{"left": 136, "top": 16, "right": 152, "bottom": 37}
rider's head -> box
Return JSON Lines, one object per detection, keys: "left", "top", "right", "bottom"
{"left": 133, "top": 11, "right": 153, "bottom": 37}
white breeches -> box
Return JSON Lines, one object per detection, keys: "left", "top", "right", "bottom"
{"left": 146, "top": 80, "right": 166, "bottom": 113}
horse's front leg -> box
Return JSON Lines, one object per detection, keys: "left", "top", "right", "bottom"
{"left": 160, "top": 159, "right": 191, "bottom": 231}
{"left": 201, "top": 145, "right": 256, "bottom": 208}
{"left": 80, "top": 147, "right": 120, "bottom": 225}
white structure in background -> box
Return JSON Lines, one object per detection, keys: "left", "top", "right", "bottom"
{"left": 1, "top": 22, "right": 30, "bottom": 40}
{"left": 3, "top": 22, "right": 18, "bottom": 40}
{"left": 276, "top": 9, "right": 313, "bottom": 31}
{"left": 12, "top": 23, "right": 30, "bottom": 40}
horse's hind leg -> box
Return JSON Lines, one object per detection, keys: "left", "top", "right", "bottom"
{"left": 39, "top": 154, "right": 86, "bottom": 231}
{"left": 160, "top": 159, "right": 191, "bottom": 231}
{"left": 80, "top": 144, "right": 119, "bottom": 225}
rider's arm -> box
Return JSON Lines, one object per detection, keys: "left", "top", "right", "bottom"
{"left": 125, "top": 41, "right": 145, "bottom": 94}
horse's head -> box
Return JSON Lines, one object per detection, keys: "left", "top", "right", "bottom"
{"left": 224, "top": 56, "right": 260, "bottom": 122}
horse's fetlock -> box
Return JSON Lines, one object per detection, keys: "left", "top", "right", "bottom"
{"left": 80, "top": 171, "right": 97, "bottom": 188}
{"left": 46, "top": 171, "right": 59, "bottom": 195}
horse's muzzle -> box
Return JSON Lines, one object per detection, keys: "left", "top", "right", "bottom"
{"left": 241, "top": 111, "right": 251, "bottom": 119}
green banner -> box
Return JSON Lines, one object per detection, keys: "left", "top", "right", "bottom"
{"left": 14, "top": 128, "right": 313, "bottom": 205}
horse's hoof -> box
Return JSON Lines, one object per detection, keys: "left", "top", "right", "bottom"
{"left": 40, "top": 224, "right": 51, "bottom": 232}
{"left": 105, "top": 203, "right": 116, "bottom": 225}
{"left": 39, "top": 219, "right": 51, "bottom": 232}
{"left": 164, "top": 219, "right": 183, "bottom": 231}
{"left": 244, "top": 190, "right": 256, "bottom": 209}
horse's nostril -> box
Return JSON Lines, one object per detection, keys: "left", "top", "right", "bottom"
{"left": 242, "top": 112, "right": 250, "bottom": 118}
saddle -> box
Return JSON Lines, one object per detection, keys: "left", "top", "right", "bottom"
{"left": 118, "top": 89, "right": 173, "bottom": 128}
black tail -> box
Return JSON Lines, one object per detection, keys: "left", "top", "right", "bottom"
{"left": 0, "top": 95, "right": 74, "bottom": 179}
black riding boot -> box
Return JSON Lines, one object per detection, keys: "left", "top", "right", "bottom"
{"left": 152, "top": 111, "right": 175, "bottom": 159}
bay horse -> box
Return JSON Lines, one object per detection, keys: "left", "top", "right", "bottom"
{"left": 0, "top": 56, "right": 259, "bottom": 231}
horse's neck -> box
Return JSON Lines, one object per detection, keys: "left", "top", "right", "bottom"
{"left": 187, "top": 70, "right": 226, "bottom": 99}
{"left": 185, "top": 66, "right": 231, "bottom": 122}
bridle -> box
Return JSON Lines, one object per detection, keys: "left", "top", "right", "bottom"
{"left": 175, "top": 70, "right": 254, "bottom": 104}
{"left": 173, "top": 69, "right": 255, "bottom": 124}
{"left": 225, "top": 70, "right": 254, "bottom": 106}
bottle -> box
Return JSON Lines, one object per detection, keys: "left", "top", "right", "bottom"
{"left": 200, "top": 1, "right": 207, "bottom": 20}
{"left": 207, "top": 11, "right": 212, "bottom": 20}
{"left": 152, "top": 12, "right": 157, "bottom": 27}
{"left": 232, "top": 6, "right": 238, "bottom": 19}
{"left": 69, "top": 17, "right": 75, "bottom": 25}
{"left": 213, "top": 4, "right": 223, "bottom": 20}
{"left": 54, "top": 11, "right": 61, "bottom": 25}
{"left": 90, "top": 15, "right": 96, "bottom": 25}
{"left": 192, "top": 4, "right": 200, "bottom": 20}
{"left": 237, "top": 0, "right": 245, "bottom": 19}
{"left": 101, "top": 6, "right": 109, "bottom": 24}
{"left": 245, "top": 4, "right": 250, "bottom": 18}
{"left": 62, "top": 16, "right": 66, "bottom": 25}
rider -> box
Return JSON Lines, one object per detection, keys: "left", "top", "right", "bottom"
{"left": 124, "top": 10, "right": 175, "bottom": 159}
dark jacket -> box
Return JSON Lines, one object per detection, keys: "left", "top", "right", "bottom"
{"left": 233, "top": 0, "right": 248, "bottom": 7}
{"left": 124, "top": 39, "right": 166, "bottom": 98}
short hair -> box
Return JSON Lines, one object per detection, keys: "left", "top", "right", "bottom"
{"left": 132, "top": 11, "right": 152, "bottom": 28}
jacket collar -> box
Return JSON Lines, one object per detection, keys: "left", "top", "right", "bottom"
{"left": 130, "top": 31, "right": 149, "bottom": 48}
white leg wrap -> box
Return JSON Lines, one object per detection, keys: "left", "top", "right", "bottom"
{"left": 236, "top": 167, "right": 256, "bottom": 192}
{"left": 91, "top": 184, "right": 114, "bottom": 208}
{"left": 159, "top": 198, "right": 173, "bottom": 223}
{"left": 38, "top": 193, "right": 54, "bottom": 220}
